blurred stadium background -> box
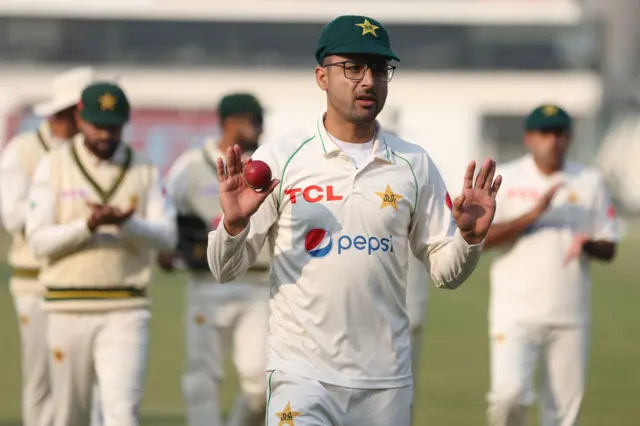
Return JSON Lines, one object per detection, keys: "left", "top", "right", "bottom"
{"left": 0, "top": 1, "right": 639, "bottom": 425}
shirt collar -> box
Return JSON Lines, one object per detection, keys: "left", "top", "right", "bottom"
{"left": 315, "top": 114, "right": 392, "bottom": 163}
{"left": 74, "top": 134, "right": 129, "bottom": 167}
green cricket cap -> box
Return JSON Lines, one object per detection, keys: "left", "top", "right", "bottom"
{"left": 524, "top": 104, "right": 572, "bottom": 132}
{"left": 315, "top": 15, "right": 400, "bottom": 64}
{"left": 218, "top": 93, "right": 264, "bottom": 120}
{"left": 79, "top": 82, "right": 130, "bottom": 127}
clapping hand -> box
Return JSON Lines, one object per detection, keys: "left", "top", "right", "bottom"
{"left": 87, "top": 202, "right": 135, "bottom": 232}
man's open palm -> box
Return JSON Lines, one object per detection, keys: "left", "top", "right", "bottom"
{"left": 453, "top": 158, "right": 502, "bottom": 245}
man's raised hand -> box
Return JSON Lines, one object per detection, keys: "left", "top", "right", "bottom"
{"left": 453, "top": 158, "right": 503, "bottom": 245}
{"left": 216, "top": 144, "right": 279, "bottom": 236}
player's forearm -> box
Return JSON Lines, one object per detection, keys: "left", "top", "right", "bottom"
{"left": 583, "top": 240, "right": 616, "bottom": 262}
{"left": 0, "top": 201, "right": 27, "bottom": 235}
{"left": 0, "top": 179, "right": 29, "bottom": 235}
{"left": 121, "top": 216, "right": 178, "bottom": 252}
{"left": 0, "top": 151, "right": 31, "bottom": 234}
{"left": 27, "top": 219, "right": 93, "bottom": 259}
{"left": 484, "top": 211, "right": 539, "bottom": 249}
{"left": 427, "top": 231, "right": 483, "bottom": 290}
{"left": 206, "top": 221, "right": 253, "bottom": 283}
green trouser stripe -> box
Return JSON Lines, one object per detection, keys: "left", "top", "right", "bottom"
{"left": 265, "top": 370, "right": 275, "bottom": 425}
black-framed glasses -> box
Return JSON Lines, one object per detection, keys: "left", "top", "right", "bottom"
{"left": 323, "top": 61, "right": 396, "bottom": 82}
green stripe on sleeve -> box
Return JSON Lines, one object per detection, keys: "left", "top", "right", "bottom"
{"left": 392, "top": 152, "right": 419, "bottom": 215}
{"left": 277, "top": 136, "right": 316, "bottom": 209}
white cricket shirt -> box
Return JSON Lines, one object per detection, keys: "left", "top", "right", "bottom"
{"left": 490, "top": 154, "right": 618, "bottom": 326}
{"left": 330, "top": 133, "right": 430, "bottom": 325}
{"left": 165, "top": 138, "right": 270, "bottom": 298}
{"left": 208, "top": 116, "right": 483, "bottom": 389}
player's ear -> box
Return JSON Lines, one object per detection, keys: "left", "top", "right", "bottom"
{"left": 315, "top": 65, "right": 328, "bottom": 91}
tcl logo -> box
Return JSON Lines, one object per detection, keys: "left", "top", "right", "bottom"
{"left": 507, "top": 188, "right": 540, "bottom": 199}
{"left": 285, "top": 185, "right": 343, "bottom": 204}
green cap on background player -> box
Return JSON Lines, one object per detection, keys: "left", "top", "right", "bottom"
{"left": 524, "top": 104, "right": 572, "bottom": 132}
{"left": 218, "top": 93, "right": 264, "bottom": 120}
{"left": 315, "top": 15, "right": 400, "bottom": 64}
{"left": 79, "top": 82, "right": 130, "bottom": 126}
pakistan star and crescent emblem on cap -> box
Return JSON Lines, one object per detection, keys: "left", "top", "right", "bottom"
{"left": 542, "top": 105, "right": 558, "bottom": 117}
{"left": 99, "top": 92, "right": 117, "bottom": 111}
{"left": 355, "top": 18, "right": 379, "bottom": 37}
{"left": 376, "top": 185, "right": 403, "bottom": 211}
{"left": 276, "top": 401, "right": 302, "bottom": 426}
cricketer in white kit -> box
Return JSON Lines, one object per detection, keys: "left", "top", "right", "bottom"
{"left": 0, "top": 66, "right": 103, "bottom": 426}
{"left": 161, "top": 93, "right": 270, "bottom": 426}
{"left": 483, "top": 105, "right": 618, "bottom": 426}
{"left": 25, "top": 81, "right": 177, "bottom": 426}
{"left": 207, "top": 15, "right": 503, "bottom": 426}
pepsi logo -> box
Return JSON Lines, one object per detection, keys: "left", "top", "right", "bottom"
{"left": 305, "top": 228, "right": 333, "bottom": 258}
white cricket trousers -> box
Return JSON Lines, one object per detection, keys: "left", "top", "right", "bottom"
{"left": 266, "top": 370, "right": 413, "bottom": 426}
{"left": 11, "top": 282, "right": 53, "bottom": 426}
{"left": 487, "top": 322, "right": 590, "bottom": 426}
{"left": 47, "top": 307, "right": 150, "bottom": 426}
{"left": 183, "top": 280, "right": 269, "bottom": 426}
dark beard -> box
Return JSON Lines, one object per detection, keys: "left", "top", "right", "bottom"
{"left": 86, "top": 139, "right": 119, "bottom": 160}
{"left": 239, "top": 140, "right": 259, "bottom": 154}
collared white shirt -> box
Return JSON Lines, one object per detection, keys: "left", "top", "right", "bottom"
{"left": 489, "top": 154, "right": 618, "bottom": 326}
{"left": 165, "top": 138, "right": 221, "bottom": 221}
{"left": 208, "top": 115, "right": 483, "bottom": 389}
{"left": 165, "top": 138, "right": 269, "bottom": 294}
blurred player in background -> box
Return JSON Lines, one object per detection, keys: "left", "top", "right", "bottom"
{"left": 208, "top": 15, "right": 501, "bottom": 426}
{"left": 160, "top": 93, "right": 270, "bottom": 426}
{"left": 0, "top": 67, "right": 99, "bottom": 426}
{"left": 25, "top": 82, "right": 177, "bottom": 426}
{"left": 484, "top": 105, "right": 618, "bottom": 426}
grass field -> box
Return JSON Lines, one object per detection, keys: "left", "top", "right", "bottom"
{"left": 0, "top": 235, "right": 638, "bottom": 425}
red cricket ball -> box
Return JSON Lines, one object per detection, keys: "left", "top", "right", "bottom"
{"left": 243, "top": 160, "right": 272, "bottom": 192}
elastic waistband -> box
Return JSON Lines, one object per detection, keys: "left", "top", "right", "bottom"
{"left": 45, "top": 287, "right": 147, "bottom": 301}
